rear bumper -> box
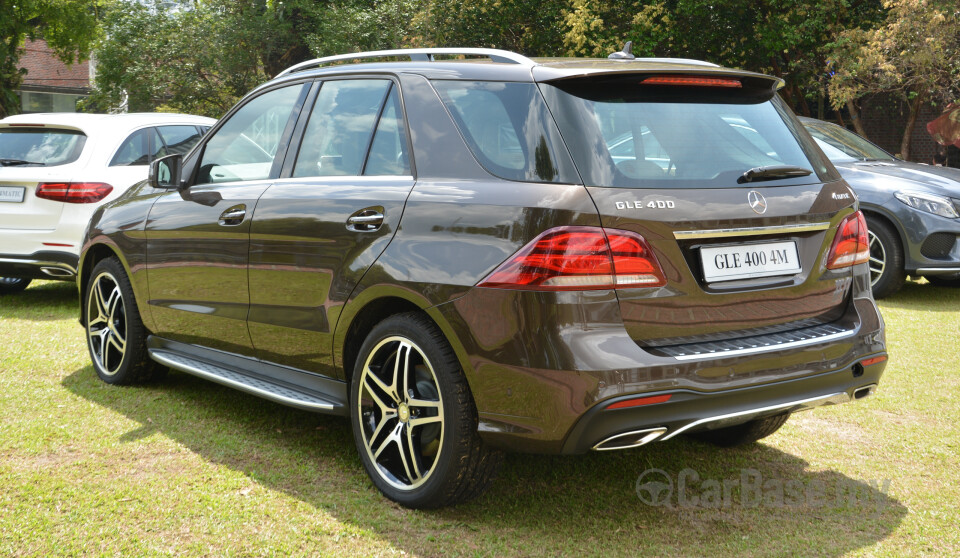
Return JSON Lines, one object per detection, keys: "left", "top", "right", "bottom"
{"left": 434, "top": 270, "right": 885, "bottom": 454}
{"left": 560, "top": 357, "right": 884, "bottom": 454}
{"left": 0, "top": 251, "right": 78, "bottom": 279}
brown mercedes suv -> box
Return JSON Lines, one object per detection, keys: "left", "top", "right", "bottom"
{"left": 78, "top": 47, "right": 887, "bottom": 508}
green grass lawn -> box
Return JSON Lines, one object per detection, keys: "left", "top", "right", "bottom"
{"left": 1, "top": 279, "right": 957, "bottom": 556}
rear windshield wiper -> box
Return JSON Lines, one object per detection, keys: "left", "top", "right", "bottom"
{"left": 738, "top": 165, "right": 812, "bottom": 184}
{"left": 0, "top": 158, "right": 45, "bottom": 167}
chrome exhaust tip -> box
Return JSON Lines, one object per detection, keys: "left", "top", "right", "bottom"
{"left": 592, "top": 427, "right": 667, "bottom": 451}
{"left": 40, "top": 266, "right": 75, "bottom": 278}
{"left": 853, "top": 384, "right": 877, "bottom": 400}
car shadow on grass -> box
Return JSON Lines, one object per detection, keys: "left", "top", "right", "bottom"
{"left": 63, "top": 366, "right": 907, "bottom": 557}
{"left": 0, "top": 280, "right": 77, "bottom": 320}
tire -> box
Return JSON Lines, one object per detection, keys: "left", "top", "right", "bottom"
{"left": 350, "top": 312, "right": 503, "bottom": 508}
{"left": 84, "top": 257, "right": 165, "bottom": 384}
{"left": 0, "top": 277, "right": 31, "bottom": 295}
{"left": 924, "top": 274, "right": 960, "bottom": 287}
{"left": 689, "top": 413, "right": 790, "bottom": 447}
{"left": 864, "top": 216, "right": 905, "bottom": 299}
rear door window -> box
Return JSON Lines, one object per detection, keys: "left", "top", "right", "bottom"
{"left": 0, "top": 128, "right": 86, "bottom": 166}
{"left": 293, "top": 79, "right": 392, "bottom": 177}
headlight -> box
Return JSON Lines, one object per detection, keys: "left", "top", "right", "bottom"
{"left": 894, "top": 191, "right": 959, "bottom": 218}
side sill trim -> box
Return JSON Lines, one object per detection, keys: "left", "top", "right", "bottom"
{"left": 149, "top": 349, "right": 337, "bottom": 411}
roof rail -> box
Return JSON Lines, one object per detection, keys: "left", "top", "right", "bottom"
{"left": 275, "top": 48, "right": 536, "bottom": 78}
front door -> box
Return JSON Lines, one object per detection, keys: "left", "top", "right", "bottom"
{"left": 145, "top": 83, "right": 308, "bottom": 355}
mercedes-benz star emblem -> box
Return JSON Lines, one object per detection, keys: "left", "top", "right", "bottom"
{"left": 747, "top": 190, "right": 768, "bottom": 214}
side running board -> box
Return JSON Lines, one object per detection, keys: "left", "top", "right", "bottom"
{"left": 149, "top": 349, "right": 343, "bottom": 413}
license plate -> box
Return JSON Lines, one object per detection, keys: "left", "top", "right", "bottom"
{"left": 0, "top": 186, "right": 25, "bottom": 203}
{"left": 700, "top": 241, "right": 801, "bottom": 282}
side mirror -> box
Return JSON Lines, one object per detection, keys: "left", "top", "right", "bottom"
{"left": 150, "top": 154, "right": 183, "bottom": 189}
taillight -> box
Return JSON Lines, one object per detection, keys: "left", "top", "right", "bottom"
{"left": 826, "top": 211, "right": 869, "bottom": 269}
{"left": 36, "top": 182, "right": 113, "bottom": 204}
{"left": 477, "top": 226, "right": 666, "bottom": 291}
{"left": 641, "top": 76, "right": 742, "bottom": 88}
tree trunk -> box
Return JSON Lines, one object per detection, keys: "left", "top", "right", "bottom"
{"left": 899, "top": 94, "right": 923, "bottom": 161}
{"left": 846, "top": 100, "right": 868, "bottom": 138}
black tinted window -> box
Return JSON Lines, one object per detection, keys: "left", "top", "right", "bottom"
{"left": 364, "top": 86, "right": 410, "bottom": 176}
{"left": 293, "top": 80, "right": 391, "bottom": 177}
{"left": 432, "top": 81, "right": 577, "bottom": 184}
{"left": 541, "top": 78, "right": 828, "bottom": 188}
{"left": 197, "top": 85, "right": 303, "bottom": 185}
{"left": 158, "top": 125, "right": 204, "bottom": 157}
{"left": 0, "top": 128, "right": 86, "bottom": 166}
{"left": 110, "top": 129, "right": 151, "bottom": 166}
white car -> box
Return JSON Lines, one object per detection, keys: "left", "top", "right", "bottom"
{"left": 0, "top": 112, "right": 215, "bottom": 294}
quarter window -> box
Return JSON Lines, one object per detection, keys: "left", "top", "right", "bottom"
{"left": 110, "top": 128, "right": 151, "bottom": 166}
{"left": 157, "top": 125, "right": 204, "bottom": 157}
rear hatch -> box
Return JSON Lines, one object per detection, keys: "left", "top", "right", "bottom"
{"left": 0, "top": 125, "right": 87, "bottom": 230}
{"left": 538, "top": 71, "right": 858, "bottom": 351}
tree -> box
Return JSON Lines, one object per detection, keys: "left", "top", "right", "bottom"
{"left": 88, "top": 0, "right": 325, "bottom": 117}
{"left": 419, "top": 0, "right": 567, "bottom": 56}
{"left": 563, "top": 1, "right": 886, "bottom": 118}
{"left": 0, "top": 0, "right": 102, "bottom": 117}
{"left": 828, "top": 0, "right": 960, "bottom": 159}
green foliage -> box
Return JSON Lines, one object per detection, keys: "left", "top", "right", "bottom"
{"left": 828, "top": 0, "right": 960, "bottom": 156}
{"left": 306, "top": 0, "right": 426, "bottom": 55}
{"left": 422, "top": 0, "right": 568, "bottom": 55}
{"left": 87, "top": 0, "right": 323, "bottom": 117}
{"left": 561, "top": 0, "right": 886, "bottom": 114}
{"left": 0, "top": 0, "right": 103, "bottom": 117}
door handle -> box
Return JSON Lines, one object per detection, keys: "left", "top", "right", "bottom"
{"left": 347, "top": 209, "right": 384, "bottom": 232}
{"left": 219, "top": 205, "right": 246, "bottom": 226}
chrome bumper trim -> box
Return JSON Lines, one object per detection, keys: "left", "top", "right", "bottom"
{"left": 673, "top": 222, "right": 831, "bottom": 240}
{"left": 661, "top": 391, "right": 851, "bottom": 441}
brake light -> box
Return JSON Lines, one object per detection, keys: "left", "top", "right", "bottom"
{"left": 642, "top": 76, "right": 742, "bottom": 88}
{"left": 826, "top": 211, "right": 869, "bottom": 269}
{"left": 478, "top": 226, "right": 666, "bottom": 291}
{"left": 36, "top": 182, "right": 113, "bottom": 204}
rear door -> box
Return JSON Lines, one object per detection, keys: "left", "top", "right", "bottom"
{"left": 539, "top": 74, "right": 857, "bottom": 351}
{"left": 248, "top": 78, "right": 414, "bottom": 376}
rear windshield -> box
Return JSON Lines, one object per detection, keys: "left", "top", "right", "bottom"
{"left": 0, "top": 128, "right": 86, "bottom": 167}
{"left": 540, "top": 77, "right": 831, "bottom": 188}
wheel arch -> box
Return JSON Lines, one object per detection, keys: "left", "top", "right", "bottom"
{"left": 860, "top": 206, "right": 906, "bottom": 257}
{"left": 77, "top": 241, "right": 138, "bottom": 326}
{"left": 334, "top": 286, "right": 474, "bottom": 389}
